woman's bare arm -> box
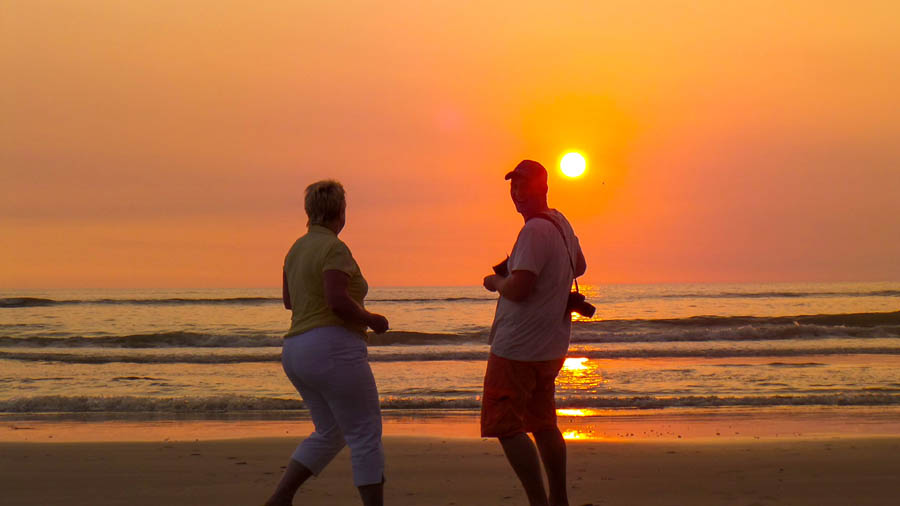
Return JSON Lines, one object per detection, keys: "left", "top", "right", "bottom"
{"left": 323, "top": 270, "right": 389, "bottom": 333}
{"left": 282, "top": 270, "right": 292, "bottom": 310}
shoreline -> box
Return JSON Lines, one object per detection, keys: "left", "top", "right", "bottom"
{"left": 4, "top": 406, "right": 899, "bottom": 443}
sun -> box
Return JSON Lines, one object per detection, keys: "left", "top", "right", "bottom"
{"left": 560, "top": 152, "right": 586, "bottom": 178}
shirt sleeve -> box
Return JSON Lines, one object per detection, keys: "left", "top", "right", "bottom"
{"left": 508, "top": 220, "right": 554, "bottom": 275}
{"left": 322, "top": 240, "right": 357, "bottom": 276}
{"left": 572, "top": 233, "right": 583, "bottom": 266}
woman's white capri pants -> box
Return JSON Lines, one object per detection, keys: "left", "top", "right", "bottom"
{"left": 281, "top": 326, "right": 384, "bottom": 486}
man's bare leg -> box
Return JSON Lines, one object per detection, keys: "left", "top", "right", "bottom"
{"left": 499, "top": 432, "right": 550, "bottom": 506}
{"left": 264, "top": 459, "right": 313, "bottom": 506}
{"left": 357, "top": 482, "right": 384, "bottom": 506}
{"left": 534, "top": 427, "right": 568, "bottom": 506}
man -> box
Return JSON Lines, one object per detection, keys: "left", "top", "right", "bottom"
{"left": 482, "top": 159, "right": 587, "bottom": 506}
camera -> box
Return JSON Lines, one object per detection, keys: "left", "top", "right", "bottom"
{"left": 492, "top": 257, "right": 510, "bottom": 277}
{"left": 566, "top": 291, "right": 596, "bottom": 318}
{"left": 492, "top": 256, "right": 596, "bottom": 318}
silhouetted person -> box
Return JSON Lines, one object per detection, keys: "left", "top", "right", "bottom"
{"left": 265, "top": 180, "right": 389, "bottom": 506}
{"left": 481, "top": 160, "right": 587, "bottom": 506}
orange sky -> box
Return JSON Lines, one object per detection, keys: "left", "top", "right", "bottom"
{"left": 2, "top": 1, "right": 899, "bottom": 288}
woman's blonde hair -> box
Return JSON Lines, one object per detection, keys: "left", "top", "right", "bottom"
{"left": 304, "top": 180, "right": 346, "bottom": 226}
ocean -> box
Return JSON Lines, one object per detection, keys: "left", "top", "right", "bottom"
{"left": 2, "top": 282, "right": 900, "bottom": 418}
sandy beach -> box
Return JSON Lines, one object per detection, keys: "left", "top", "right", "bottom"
{"left": 2, "top": 431, "right": 898, "bottom": 506}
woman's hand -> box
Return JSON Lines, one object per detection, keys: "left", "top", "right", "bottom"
{"left": 366, "top": 313, "right": 389, "bottom": 334}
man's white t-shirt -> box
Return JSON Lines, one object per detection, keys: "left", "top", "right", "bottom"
{"left": 489, "top": 209, "right": 583, "bottom": 362}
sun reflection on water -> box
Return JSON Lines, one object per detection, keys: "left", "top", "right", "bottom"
{"left": 556, "top": 358, "right": 608, "bottom": 439}
{"left": 561, "top": 429, "right": 605, "bottom": 440}
{"left": 558, "top": 357, "right": 607, "bottom": 393}
{"left": 557, "top": 408, "right": 588, "bottom": 417}
{"left": 563, "top": 357, "right": 589, "bottom": 371}
{"left": 556, "top": 408, "right": 605, "bottom": 417}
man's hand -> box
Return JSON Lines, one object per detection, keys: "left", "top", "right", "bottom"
{"left": 483, "top": 274, "right": 503, "bottom": 292}
{"left": 496, "top": 270, "right": 537, "bottom": 302}
{"left": 367, "top": 313, "right": 390, "bottom": 334}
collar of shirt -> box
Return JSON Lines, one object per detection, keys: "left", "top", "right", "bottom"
{"left": 308, "top": 224, "right": 336, "bottom": 236}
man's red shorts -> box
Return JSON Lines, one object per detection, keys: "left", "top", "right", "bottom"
{"left": 480, "top": 353, "right": 565, "bottom": 438}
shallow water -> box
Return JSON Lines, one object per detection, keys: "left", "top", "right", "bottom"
{"left": 2, "top": 282, "right": 899, "bottom": 416}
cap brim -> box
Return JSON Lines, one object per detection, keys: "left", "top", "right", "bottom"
{"left": 504, "top": 171, "right": 518, "bottom": 180}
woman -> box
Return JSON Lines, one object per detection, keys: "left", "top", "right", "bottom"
{"left": 265, "top": 180, "right": 389, "bottom": 506}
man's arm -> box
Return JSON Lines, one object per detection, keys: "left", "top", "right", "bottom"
{"left": 483, "top": 220, "right": 546, "bottom": 301}
{"left": 574, "top": 249, "right": 587, "bottom": 278}
{"left": 483, "top": 270, "right": 537, "bottom": 302}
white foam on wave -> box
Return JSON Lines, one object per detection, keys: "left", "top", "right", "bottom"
{"left": 3, "top": 392, "right": 899, "bottom": 414}
{"left": 3, "top": 345, "right": 900, "bottom": 365}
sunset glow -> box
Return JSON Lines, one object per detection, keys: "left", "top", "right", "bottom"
{"left": 2, "top": 6, "right": 899, "bottom": 506}
{"left": 2, "top": 1, "right": 898, "bottom": 288}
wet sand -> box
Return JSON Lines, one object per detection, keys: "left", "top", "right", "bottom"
{"left": 2, "top": 435, "right": 898, "bottom": 506}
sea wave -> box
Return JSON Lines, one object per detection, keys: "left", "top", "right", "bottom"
{"left": 571, "top": 323, "right": 900, "bottom": 344}
{"left": 578, "top": 310, "right": 900, "bottom": 330}
{"left": 3, "top": 288, "right": 898, "bottom": 309}
{"left": 554, "top": 393, "right": 900, "bottom": 409}
{"left": 4, "top": 311, "right": 897, "bottom": 349}
{"left": 0, "top": 295, "right": 494, "bottom": 308}
{"left": 0, "top": 296, "right": 278, "bottom": 308}
{"left": 0, "top": 395, "right": 302, "bottom": 413}
{"left": 0, "top": 330, "right": 481, "bottom": 349}
{"left": 645, "top": 289, "right": 900, "bottom": 300}
{"left": 2, "top": 392, "right": 898, "bottom": 414}
{"left": 571, "top": 311, "right": 900, "bottom": 343}
{"left": 0, "top": 351, "right": 283, "bottom": 364}
{"left": 3, "top": 346, "right": 900, "bottom": 364}
{"left": 0, "top": 297, "right": 58, "bottom": 308}
{"left": 367, "top": 296, "right": 494, "bottom": 303}
{"left": 367, "top": 331, "right": 484, "bottom": 345}
{"left": 0, "top": 332, "right": 283, "bottom": 349}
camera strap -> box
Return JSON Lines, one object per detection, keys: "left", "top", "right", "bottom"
{"left": 529, "top": 213, "right": 580, "bottom": 294}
